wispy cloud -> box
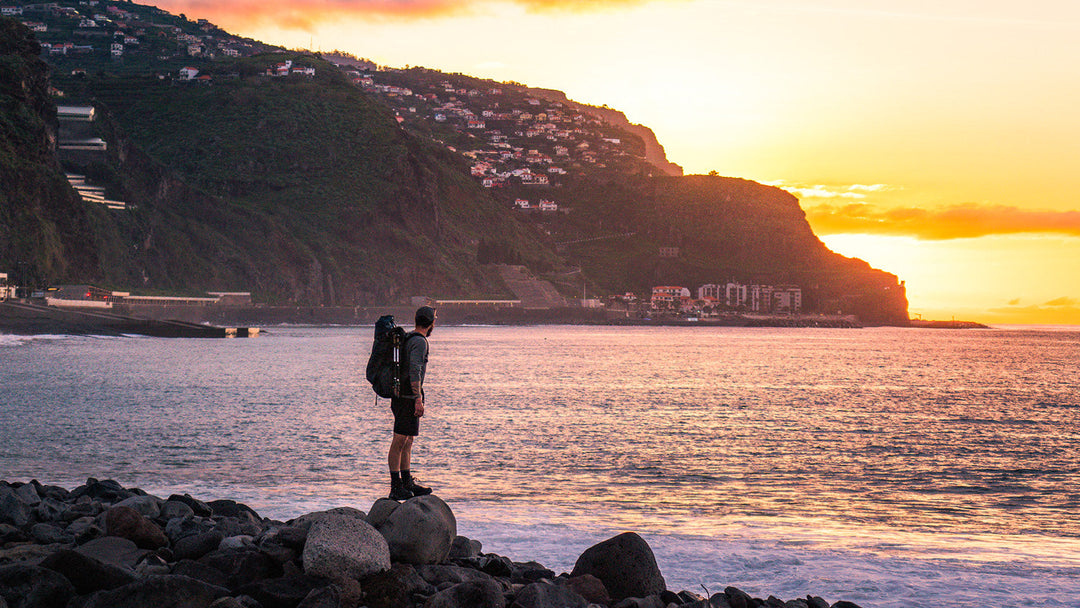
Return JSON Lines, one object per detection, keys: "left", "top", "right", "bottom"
{"left": 804, "top": 202, "right": 1080, "bottom": 240}
{"left": 987, "top": 296, "right": 1080, "bottom": 324}
{"left": 768, "top": 182, "right": 890, "bottom": 201}
{"left": 156, "top": 0, "right": 667, "bottom": 30}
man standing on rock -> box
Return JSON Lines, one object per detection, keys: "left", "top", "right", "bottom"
{"left": 388, "top": 306, "right": 437, "bottom": 500}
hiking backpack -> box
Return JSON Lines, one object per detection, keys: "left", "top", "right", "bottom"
{"left": 366, "top": 314, "right": 407, "bottom": 399}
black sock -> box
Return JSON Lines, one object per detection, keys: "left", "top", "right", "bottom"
{"left": 391, "top": 471, "right": 401, "bottom": 483}
{"left": 401, "top": 469, "right": 412, "bottom": 482}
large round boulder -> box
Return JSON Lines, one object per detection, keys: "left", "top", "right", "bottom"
{"left": 367, "top": 495, "right": 456, "bottom": 565}
{"left": 302, "top": 512, "right": 390, "bottom": 582}
{"left": 0, "top": 564, "right": 75, "bottom": 608}
{"left": 105, "top": 505, "right": 168, "bottom": 549}
{"left": 569, "top": 532, "right": 666, "bottom": 602}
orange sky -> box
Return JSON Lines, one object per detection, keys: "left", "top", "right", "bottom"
{"left": 156, "top": 0, "right": 1080, "bottom": 325}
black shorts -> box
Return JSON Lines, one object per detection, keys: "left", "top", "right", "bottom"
{"left": 390, "top": 396, "right": 420, "bottom": 437}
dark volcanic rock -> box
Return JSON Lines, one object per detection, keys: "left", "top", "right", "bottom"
{"left": 423, "top": 580, "right": 506, "bottom": 608}
{"left": 199, "top": 547, "right": 284, "bottom": 591}
{"left": 75, "top": 536, "right": 147, "bottom": 570}
{"left": 237, "top": 574, "right": 325, "bottom": 608}
{"left": 169, "top": 494, "right": 214, "bottom": 517}
{"left": 510, "top": 579, "right": 589, "bottom": 608}
{"left": 566, "top": 574, "right": 610, "bottom": 606}
{"left": 39, "top": 549, "right": 136, "bottom": 594}
{"left": 0, "top": 564, "right": 75, "bottom": 608}
{"left": 174, "top": 530, "right": 226, "bottom": 561}
{"left": 0, "top": 486, "right": 31, "bottom": 527}
{"left": 361, "top": 562, "right": 437, "bottom": 608}
{"left": 72, "top": 479, "right": 134, "bottom": 503}
{"left": 449, "top": 536, "right": 482, "bottom": 559}
{"left": 105, "top": 505, "right": 168, "bottom": 549}
{"left": 570, "top": 532, "right": 666, "bottom": 602}
{"left": 296, "top": 585, "right": 339, "bottom": 608}
{"left": 171, "top": 559, "right": 230, "bottom": 588}
{"left": 207, "top": 500, "right": 262, "bottom": 523}
{"left": 77, "top": 574, "right": 229, "bottom": 608}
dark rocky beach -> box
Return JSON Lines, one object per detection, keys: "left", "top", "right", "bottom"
{"left": 0, "top": 479, "right": 864, "bottom": 608}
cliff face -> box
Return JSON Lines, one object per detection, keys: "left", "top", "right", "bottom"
{"left": 56, "top": 61, "right": 558, "bottom": 305}
{"left": 0, "top": 18, "right": 104, "bottom": 285}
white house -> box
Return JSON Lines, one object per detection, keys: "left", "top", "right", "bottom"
{"left": 178, "top": 66, "right": 199, "bottom": 80}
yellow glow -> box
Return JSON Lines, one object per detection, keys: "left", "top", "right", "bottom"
{"left": 153, "top": 0, "right": 1080, "bottom": 324}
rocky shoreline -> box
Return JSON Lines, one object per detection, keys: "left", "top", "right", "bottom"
{"left": 0, "top": 479, "right": 864, "bottom": 608}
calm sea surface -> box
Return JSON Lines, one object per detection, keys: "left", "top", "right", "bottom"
{"left": 2, "top": 325, "right": 1079, "bottom": 607}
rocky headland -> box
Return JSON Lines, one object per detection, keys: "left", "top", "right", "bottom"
{"left": 0, "top": 479, "right": 864, "bottom": 608}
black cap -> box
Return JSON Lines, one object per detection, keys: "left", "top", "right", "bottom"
{"left": 416, "top": 306, "right": 436, "bottom": 327}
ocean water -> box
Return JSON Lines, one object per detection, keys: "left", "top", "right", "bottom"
{"left": 2, "top": 325, "right": 1079, "bottom": 607}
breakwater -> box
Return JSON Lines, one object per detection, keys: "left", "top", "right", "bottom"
{"left": 0, "top": 478, "right": 863, "bottom": 608}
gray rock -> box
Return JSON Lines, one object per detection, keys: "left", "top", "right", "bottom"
{"left": 12, "top": 484, "right": 41, "bottom": 507}
{"left": 302, "top": 512, "right": 390, "bottom": 582}
{"left": 105, "top": 505, "right": 168, "bottom": 549}
{"left": 209, "top": 598, "right": 247, "bottom": 608}
{"left": 0, "top": 524, "right": 29, "bottom": 545}
{"left": 830, "top": 602, "right": 863, "bottom": 608}
{"left": 31, "top": 498, "right": 66, "bottom": 524}
{"left": 238, "top": 574, "right": 325, "bottom": 608}
{"left": 161, "top": 500, "right": 196, "bottom": 521}
{"left": 77, "top": 574, "right": 230, "bottom": 608}
{"left": 613, "top": 595, "right": 665, "bottom": 608}
{"left": 174, "top": 530, "right": 226, "bottom": 561}
{"left": 220, "top": 535, "right": 256, "bottom": 551}
{"left": 168, "top": 494, "right": 214, "bottom": 517}
{"left": 423, "top": 580, "right": 506, "bottom": 608}
{"left": 785, "top": 600, "right": 810, "bottom": 608}
{"left": 75, "top": 536, "right": 147, "bottom": 570}
{"left": 450, "top": 535, "right": 483, "bottom": 559}
{"left": 72, "top": 478, "right": 133, "bottom": 503}
{"left": 416, "top": 564, "right": 505, "bottom": 590}
{"left": 289, "top": 507, "right": 367, "bottom": 531}
{"left": 0, "top": 564, "right": 75, "bottom": 608}
{"left": 207, "top": 500, "right": 262, "bottom": 524}
{"left": 570, "top": 533, "right": 666, "bottom": 602}
{"left": 0, "top": 544, "right": 55, "bottom": 565}
{"left": 807, "top": 597, "right": 829, "bottom": 608}
{"left": 0, "top": 486, "right": 31, "bottom": 528}
{"left": 198, "top": 547, "right": 284, "bottom": 591}
{"left": 261, "top": 525, "right": 308, "bottom": 551}
{"left": 66, "top": 516, "right": 104, "bottom": 544}
{"left": 29, "top": 523, "right": 66, "bottom": 545}
{"left": 40, "top": 549, "right": 136, "bottom": 594}
{"left": 61, "top": 501, "right": 101, "bottom": 523}
{"left": 510, "top": 579, "right": 590, "bottom": 608}
{"left": 166, "top": 515, "right": 212, "bottom": 544}
{"left": 114, "top": 495, "right": 164, "bottom": 519}
{"left": 369, "top": 495, "right": 457, "bottom": 565}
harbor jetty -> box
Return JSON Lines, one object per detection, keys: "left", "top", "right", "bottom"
{"left": 0, "top": 300, "right": 258, "bottom": 338}
{"left": 0, "top": 478, "right": 864, "bottom": 608}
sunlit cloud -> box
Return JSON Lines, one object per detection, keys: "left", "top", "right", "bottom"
{"left": 768, "top": 182, "right": 891, "bottom": 201}
{"left": 155, "top": 0, "right": 670, "bottom": 30}
{"left": 987, "top": 297, "right": 1080, "bottom": 324}
{"left": 804, "top": 203, "right": 1080, "bottom": 240}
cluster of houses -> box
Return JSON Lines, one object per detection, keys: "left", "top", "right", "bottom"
{"left": 351, "top": 70, "right": 643, "bottom": 200}
{"left": 7, "top": 0, "right": 261, "bottom": 61}
{"left": 649, "top": 282, "right": 804, "bottom": 315}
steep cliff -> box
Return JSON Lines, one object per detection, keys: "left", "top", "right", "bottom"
{"left": 0, "top": 18, "right": 107, "bottom": 286}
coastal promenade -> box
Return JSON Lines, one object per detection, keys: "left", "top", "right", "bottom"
{"left": 0, "top": 478, "right": 864, "bottom": 608}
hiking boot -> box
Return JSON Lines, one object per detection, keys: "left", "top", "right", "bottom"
{"left": 402, "top": 472, "right": 432, "bottom": 496}
{"left": 389, "top": 482, "right": 413, "bottom": 501}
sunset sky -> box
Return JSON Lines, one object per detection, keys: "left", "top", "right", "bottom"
{"left": 157, "top": 0, "right": 1080, "bottom": 325}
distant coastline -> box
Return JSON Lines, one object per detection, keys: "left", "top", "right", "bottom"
{"left": 0, "top": 299, "right": 990, "bottom": 336}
